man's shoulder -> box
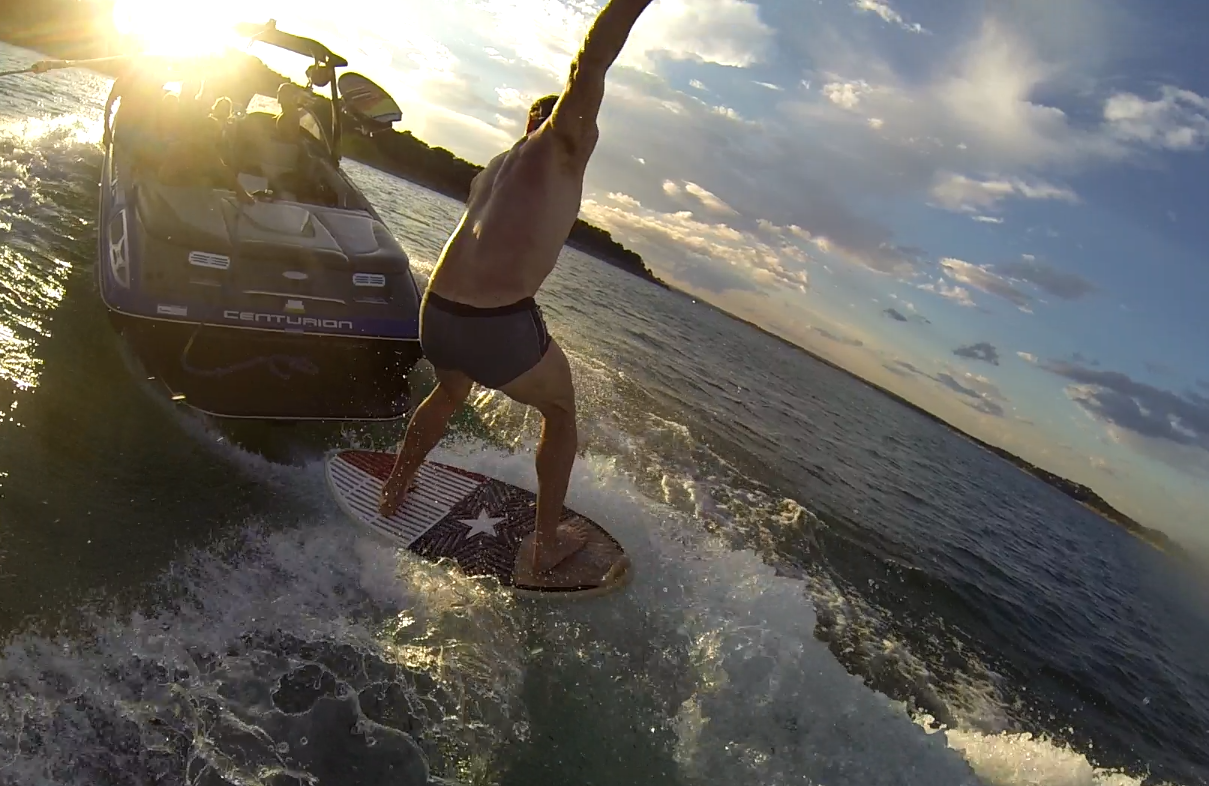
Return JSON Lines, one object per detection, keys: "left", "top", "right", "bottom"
{"left": 523, "top": 123, "right": 596, "bottom": 173}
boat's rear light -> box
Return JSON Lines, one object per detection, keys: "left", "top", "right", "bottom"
{"left": 353, "top": 272, "right": 386, "bottom": 288}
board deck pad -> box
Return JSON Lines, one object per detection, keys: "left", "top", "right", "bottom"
{"left": 325, "top": 449, "right": 630, "bottom": 595}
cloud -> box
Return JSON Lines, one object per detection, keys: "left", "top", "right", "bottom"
{"left": 883, "top": 307, "right": 908, "bottom": 322}
{"left": 953, "top": 342, "right": 1001, "bottom": 366}
{"left": 621, "top": 0, "right": 774, "bottom": 69}
{"left": 972, "top": 215, "right": 1004, "bottom": 224}
{"left": 823, "top": 80, "right": 873, "bottom": 110}
{"left": 917, "top": 277, "right": 977, "bottom": 308}
{"left": 466, "top": 0, "right": 772, "bottom": 77}
{"left": 812, "top": 326, "right": 864, "bottom": 347}
{"left": 1088, "top": 455, "right": 1116, "bottom": 475}
{"left": 939, "top": 258, "right": 1031, "bottom": 309}
{"left": 1104, "top": 86, "right": 1209, "bottom": 152}
{"left": 934, "top": 372, "right": 1006, "bottom": 416}
{"left": 884, "top": 358, "right": 925, "bottom": 378}
{"left": 995, "top": 257, "right": 1097, "bottom": 300}
{"left": 882, "top": 356, "right": 1008, "bottom": 417}
{"left": 1041, "top": 361, "right": 1209, "bottom": 477}
{"left": 850, "top": 0, "right": 926, "bottom": 34}
{"left": 680, "top": 181, "right": 740, "bottom": 215}
{"left": 788, "top": 16, "right": 1209, "bottom": 189}
{"left": 1017, "top": 351, "right": 1038, "bottom": 363}
{"left": 929, "top": 255, "right": 1093, "bottom": 310}
{"left": 578, "top": 71, "right": 924, "bottom": 278}
{"left": 606, "top": 191, "right": 641, "bottom": 208}
{"left": 929, "top": 172, "right": 1079, "bottom": 214}
{"left": 580, "top": 196, "right": 809, "bottom": 295}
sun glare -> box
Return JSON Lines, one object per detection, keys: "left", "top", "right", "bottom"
{"left": 110, "top": 0, "right": 254, "bottom": 56}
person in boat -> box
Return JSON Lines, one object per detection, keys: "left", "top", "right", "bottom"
{"left": 274, "top": 82, "right": 305, "bottom": 144}
{"left": 103, "top": 61, "right": 167, "bottom": 148}
{"left": 126, "top": 92, "right": 179, "bottom": 176}
{"left": 377, "top": 0, "right": 659, "bottom": 576}
{"left": 156, "top": 93, "right": 254, "bottom": 202}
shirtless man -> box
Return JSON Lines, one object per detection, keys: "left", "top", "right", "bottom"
{"left": 378, "top": 0, "right": 657, "bottom": 575}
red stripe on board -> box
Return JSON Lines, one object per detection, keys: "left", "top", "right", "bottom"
{"left": 335, "top": 451, "right": 491, "bottom": 486}
{"left": 339, "top": 450, "right": 396, "bottom": 481}
{"left": 431, "top": 461, "right": 492, "bottom": 483}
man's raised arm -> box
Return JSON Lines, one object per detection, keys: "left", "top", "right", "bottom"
{"left": 548, "top": 0, "right": 656, "bottom": 150}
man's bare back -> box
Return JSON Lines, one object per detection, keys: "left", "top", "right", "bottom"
{"left": 427, "top": 121, "right": 595, "bottom": 307}
{"left": 377, "top": 0, "right": 658, "bottom": 579}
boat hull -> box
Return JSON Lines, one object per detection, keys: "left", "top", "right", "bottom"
{"left": 107, "top": 310, "right": 420, "bottom": 420}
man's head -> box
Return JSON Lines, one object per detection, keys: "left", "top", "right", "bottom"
{"left": 277, "top": 83, "right": 303, "bottom": 111}
{"left": 526, "top": 94, "right": 559, "bottom": 134}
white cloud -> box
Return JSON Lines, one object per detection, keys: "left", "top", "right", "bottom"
{"left": 620, "top": 0, "right": 773, "bottom": 69}
{"left": 495, "top": 86, "right": 527, "bottom": 109}
{"left": 939, "top": 258, "right": 1031, "bottom": 309}
{"left": 580, "top": 198, "right": 810, "bottom": 295}
{"left": 929, "top": 172, "right": 1079, "bottom": 213}
{"left": 972, "top": 215, "right": 1004, "bottom": 224}
{"left": 606, "top": 192, "right": 642, "bottom": 208}
{"left": 917, "top": 278, "right": 976, "bottom": 308}
{"left": 1017, "top": 351, "right": 1038, "bottom": 363}
{"left": 1104, "top": 86, "right": 1209, "bottom": 151}
{"left": 682, "top": 182, "right": 739, "bottom": 215}
{"left": 851, "top": 0, "right": 926, "bottom": 34}
{"left": 823, "top": 80, "right": 873, "bottom": 110}
{"left": 793, "top": 17, "right": 1209, "bottom": 183}
{"left": 416, "top": 0, "right": 774, "bottom": 79}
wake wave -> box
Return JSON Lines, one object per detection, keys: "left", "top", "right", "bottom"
{"left": 0, "top": 434, "right": 1171, "bottom": 785}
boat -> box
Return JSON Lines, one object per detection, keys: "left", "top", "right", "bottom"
{"left": 96, "top": 21, "right": 424, "bottom": 421}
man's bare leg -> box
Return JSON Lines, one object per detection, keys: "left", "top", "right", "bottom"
{"left": 379, "top": 368, "right": 473, "bottom": 516}
{"left": 500, "top": 340, "right": 587, "bottom": 573}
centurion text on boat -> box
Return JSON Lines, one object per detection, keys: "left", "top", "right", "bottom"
{"left": 222, "top": 310, "right": 355, "bottom": 330}
{"left": 96, "top": 20, "right": 424, "bottom": 421}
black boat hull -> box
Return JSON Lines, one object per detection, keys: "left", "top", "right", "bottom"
{"left": 108, "top": 310, "right": 421, "bottom": 420}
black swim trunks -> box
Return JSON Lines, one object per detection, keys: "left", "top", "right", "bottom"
{"left": 419, "top": 291, "right": 552, "bottom": 389}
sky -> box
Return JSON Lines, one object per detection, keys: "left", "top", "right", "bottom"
{"left": 114, "top": 0, "right": 1209, "bottom": 552}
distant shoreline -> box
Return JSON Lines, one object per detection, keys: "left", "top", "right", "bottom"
{"left": 0, "top": 21, "right": 1185, "bottom": 562}
{"left": 695, "top": 301, "right": 1192, "bottom": 562}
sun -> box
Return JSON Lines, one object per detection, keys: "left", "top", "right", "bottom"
{"left": 110, "top": 0, "right": 256, "bottom": 56}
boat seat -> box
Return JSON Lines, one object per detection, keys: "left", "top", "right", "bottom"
{"left": 135, "top": 180, "right": 236, "bottom": 253}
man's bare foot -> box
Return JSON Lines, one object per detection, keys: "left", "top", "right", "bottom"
{"left": 523, "top": 521, "right": 589, "bottom": 574}
{"left": 378, "top": 474, "right": 417, "bottom": 517}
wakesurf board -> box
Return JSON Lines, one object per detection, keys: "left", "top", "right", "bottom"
{"left": 324, "top": 449, "right": 631, "bottom": 598}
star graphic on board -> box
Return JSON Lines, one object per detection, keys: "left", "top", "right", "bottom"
{"left": 458, "top": 509, "right": 505, "bottom": 540}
